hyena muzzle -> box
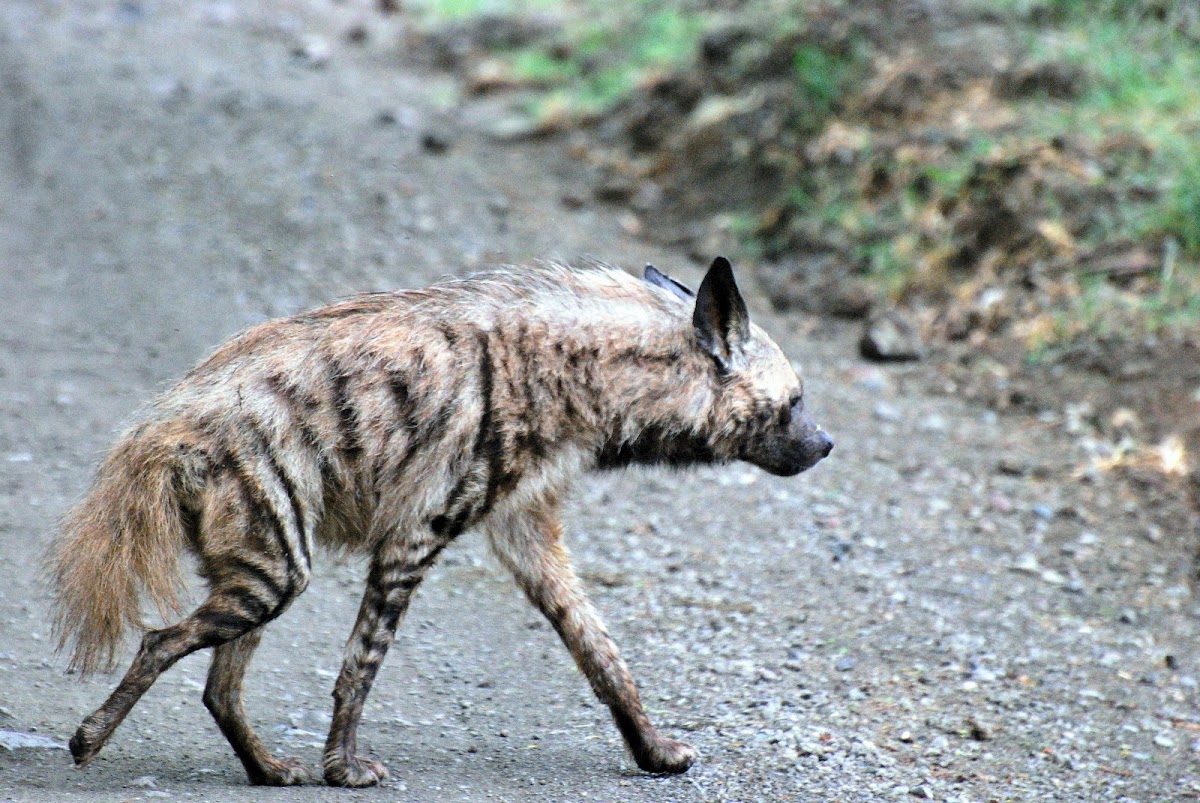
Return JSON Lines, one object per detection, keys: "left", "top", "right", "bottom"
{"left": 48, "top": 257, "right": 832, "bottom": 787}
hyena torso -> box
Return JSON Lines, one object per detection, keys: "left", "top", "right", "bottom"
{"left": 51, "top": 259, "right": 832, "bottom": 787}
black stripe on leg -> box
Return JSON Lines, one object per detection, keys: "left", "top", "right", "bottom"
{"left": 267, "top": 448, "right": 311, "bottom": 569}
{"left": 373, "top": 545, "right": 442, "bottom": 581}
{"left": 223, "top": 586, "right": 273, "bottom": 623}
{"left": 244, "top": 418, "right": 311, "bottom": 568}
{"left": 234, "top": 472, "right": 299, "bottom": 590}
{"left": 227, "top": 559, "right": 289, "bottom": 605}
{"left": 381, "top": 371, "right": 419, "bottom": 479}
{"left": 203, "top": 427, "right": 301, "bottom": 586}
{"left": 330, "top": 370, "right": 363, "bottom": 465}
{"left": 473, "top": 332, "right": 506, "bottom": 516}
{"left": 196, "top": 609, "right": 259, "bottom": 643}
{"left": 391, "top": 575, "right": 423, "bottom": 594}
{"left": 430, "top": 334, "right": 503, "bottom": 536}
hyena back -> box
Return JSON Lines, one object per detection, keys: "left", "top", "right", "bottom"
{"left": 49, "top": 257, "right": 832, "bottom": 787}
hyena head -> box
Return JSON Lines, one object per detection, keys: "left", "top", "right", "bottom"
{"left": 647, "top": 257, "right": 834, "bottom": 477}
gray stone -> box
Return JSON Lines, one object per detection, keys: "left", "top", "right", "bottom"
{"left": 860, "top": 308, "right": 922, "bottom": 362}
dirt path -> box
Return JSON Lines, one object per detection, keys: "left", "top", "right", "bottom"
{"left": 1, "top": 3, "right": 1196, "bottom": 801}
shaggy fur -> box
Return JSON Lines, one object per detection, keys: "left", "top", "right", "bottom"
{"left": 48, "top": 257, "right": 832, "bottom": 787}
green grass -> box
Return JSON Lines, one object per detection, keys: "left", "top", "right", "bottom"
{"left": 794, "top": 43, "right": 859, "bottom": 118}
{"left": 509, "top": 49, "right": 579, "bottom": 85}
{"left": 1050, "top": 11, "right": 1200, "bottom": 252}
{"left": 1049, "top": 10, "right": 1200, "bottom": 332}
{"left": 492, "top": 7, "right": 713, "bottom": 121}
{"left": 794, "top": 1, "right": 1200, "bottom": 338}
{"left": 423, "top": 1, "right": 863, "bottom": 126}
{"left": 1160, "top": 154, "right": 1200, "bottom": 252}
{"left": 408, "top": 0, "right": 557, "bottom": 19}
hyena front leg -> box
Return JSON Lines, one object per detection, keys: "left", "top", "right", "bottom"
{"left": 486, "top": 502, "right": 696, "bottom": 774}
{"left": 323, "top": 537, "right": 448, "bottom": 788}
{"left": 204, "top": 628, "right": 314, "bottom": 785}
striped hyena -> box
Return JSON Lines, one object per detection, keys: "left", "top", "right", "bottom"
{"left": 49, "top": 257, "right": 832, "bottom": 787}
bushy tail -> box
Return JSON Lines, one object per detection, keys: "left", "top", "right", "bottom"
{"left": 49, "top": 433, "right": 188, "bottom": 675}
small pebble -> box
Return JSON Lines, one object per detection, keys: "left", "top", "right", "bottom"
{"left": 1013, "top": 553, "right": 1040, "bottom": 574}
{"left": 1040, "top": 568, "right": 1066, "bottom": 586}
{"left": 835, "top": 656, "right": 857, "bottom": 672}
{"left": 917, "top": 414, "right": 947, "bottom": 433}
{"left": 421, "top": 131, "right": 452, "bottom": 154}
{"left": 989, "top": 493, "right": 1014, "bottom": 514}
{"left": 849, "top": 366, "right": 889, "bottom": 393}
{"left": 293, "top": 35, "right": 330, "bottom": 68}
{"left": 873, "top": 402, "right": 902, "bottom": 422}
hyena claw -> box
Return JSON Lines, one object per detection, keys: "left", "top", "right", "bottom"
{"left": 68, "top": 728, "right": 98, "bottom": 768}
{"left": 247, "top": 756, "right": 315, "bottom": 787}
{"left": 69, "top": 715, "right": 115, "bottom": 769}
{"left": 324, "top": 755, "right": 391, "bottom": 788}
{"left": 633, "top": 736, "right": 697, "bottom": 774}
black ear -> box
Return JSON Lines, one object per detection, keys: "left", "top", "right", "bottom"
{"left": 644, "top": 264, "right": 695, "bottom": 301}
{"left": 693, "top": 256, "right": 750, "bottom": 371}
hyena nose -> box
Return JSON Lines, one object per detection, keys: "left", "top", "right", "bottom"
{"left": 818, "top": 430, "right": 834, "bottom": 458}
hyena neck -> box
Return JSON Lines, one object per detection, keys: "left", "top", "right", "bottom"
{"left": 559, "top": 323, "right": 723, "bottom": 472}
{"left": 593, "top": 419, "right": 722, "bottom": 470}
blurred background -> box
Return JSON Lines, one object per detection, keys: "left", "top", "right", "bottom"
{"left": 405, "top": 0, "right": 1199, "bottom": 521}
{"left": 6, "top": 0, "right": 1197, "bottom": 503}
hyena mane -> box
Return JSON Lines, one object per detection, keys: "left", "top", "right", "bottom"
{"left": 48, "top": 257, "right": 831, "bottom": 787}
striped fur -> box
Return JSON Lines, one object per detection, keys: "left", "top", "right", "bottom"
{"left": 48, "top": 258, "right": 831, "bottom": 787}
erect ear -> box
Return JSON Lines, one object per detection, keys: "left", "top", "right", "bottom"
{"left": 693, "top": 256, "right": 750, "bottom": 371}
{"left": 643, "top": 264, "right": 695, "bottom": 301}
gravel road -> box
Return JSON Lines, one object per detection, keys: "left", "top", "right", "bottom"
{"left": 1, "top": 2, "right": 1197, "bottom": 801}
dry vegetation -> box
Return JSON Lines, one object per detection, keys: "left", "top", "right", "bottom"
{"left": 410, "top": 0, "right": 1200, "bottom": 522}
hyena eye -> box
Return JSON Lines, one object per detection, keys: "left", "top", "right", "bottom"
{"left": 782, "top": 393, "right": 804, "bottom": 425}
{"left": 781, "top": 394, "right": 802, "bottom": 426}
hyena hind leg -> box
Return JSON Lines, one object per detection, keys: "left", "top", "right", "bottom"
{"left": 203, "top": 627, "right": 314, "bottom": 786}
{"left": 486, "top": 505, "right": 696, "bottom": 774}
{"left": 323, "top": 538, "right": 447, "bottom": 788}
{"left": 70, "top": 563, "right": 307, "bottom": 779}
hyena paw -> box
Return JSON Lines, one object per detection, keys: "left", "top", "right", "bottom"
{"left": 634, "top": 736, "right": 697, "bottom": 774}
{"left": 69, "top": 721, "right": 105, "bottom": 767}
{"left": 248, "top": 756, "right": 314, "bottom": 786}
{"left": 324, "top": 754, "right": 391, "bottom": 788}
